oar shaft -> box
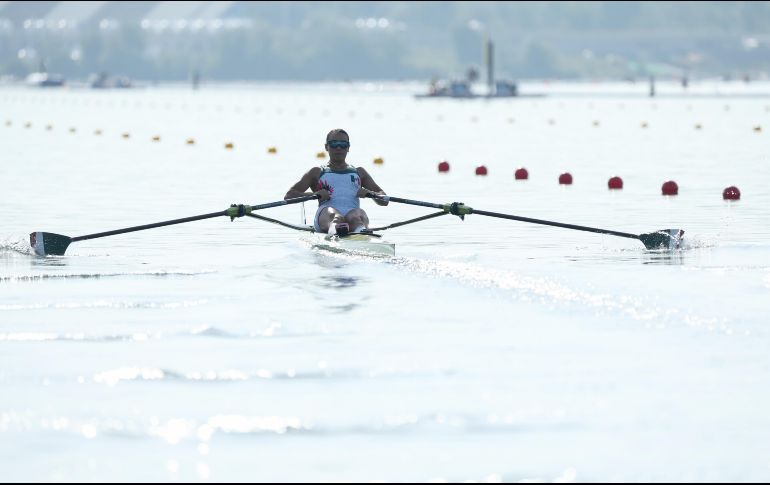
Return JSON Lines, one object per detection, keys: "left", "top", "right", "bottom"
{"left": 471, "top": 209, "right": 639, "bottom": 240}
{"left": 71, "top": 211, "right": 226, "bottom": 242}
{"left": 71, "top": 195, "right": 318, "bottom": 242}
{"left": 374, "top": 194, "right": 639, "bottom": 240}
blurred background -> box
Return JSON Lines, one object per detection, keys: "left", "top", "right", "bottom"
{"left": 1, "top": 1, "right": 769, "bottom": 85}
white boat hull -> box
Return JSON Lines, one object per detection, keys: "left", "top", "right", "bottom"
{"left": 313, "top": 233, "right": 395, "bottom": 256}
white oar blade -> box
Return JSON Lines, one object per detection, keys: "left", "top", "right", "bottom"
{"left": 29, "top": 232, "right": 72, "bottom": 256}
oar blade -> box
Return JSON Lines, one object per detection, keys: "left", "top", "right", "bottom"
{"left": 29, "top": 232, "right": 72, "bottom": 256}
{"left": 638, "top": 229, "right": 684, "bottom": 250}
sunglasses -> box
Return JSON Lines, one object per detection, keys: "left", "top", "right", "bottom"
{"left": 327, "top": 140, "right": 350, "bottom": 149}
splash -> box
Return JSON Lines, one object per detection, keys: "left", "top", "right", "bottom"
{"left": 0, "top": 236, "right": 34, "bottom": 256}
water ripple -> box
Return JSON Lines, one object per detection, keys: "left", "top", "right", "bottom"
{"left": 91, "top": 366, "right": 456, "bottom": 386}
{"left": 0, "top": 299, "right": 209, "bottom": 311}
{"left": 0, "top": 270, "right": 215, "bottom": 283}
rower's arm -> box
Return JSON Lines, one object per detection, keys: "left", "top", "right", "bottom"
{"left": 285, "top": 168, "right": 322, "bottom": 199}
{"left": 357, "top": 167, "right": 388, "bottom": 206}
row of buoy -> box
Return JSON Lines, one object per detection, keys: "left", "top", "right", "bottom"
{"left": 4, "top": 120, "right": 294, "bottom": 153}
{"left": 7, "top": 116, "right": 764, "bottom": 134}
{"left": 6, "top": 119, "right": 394, "bottom": 160}
{"left": 441, "top": 161, "right": 741, "bottom": 200}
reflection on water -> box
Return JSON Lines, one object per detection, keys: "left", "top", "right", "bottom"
{"left": 641, "top": 250, "right": 687, "bottom": 266}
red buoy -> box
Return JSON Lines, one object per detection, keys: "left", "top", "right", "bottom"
{"left": 661, "top": 180, "right": 679, "bottom": 195}
{"left": 608, "top": 176, "right": 623, "bottom": 189}
{"left": 475, "top": 165, "right": 488, "bottom": 176}
{"left": 438, "top": 161, "right": 450, "bottom": 173}
{"left": 514, "top": 167, "right": 529, "bottom": 180}
{"left": 722, "top": 186, "right": 741, "bottom": 200}
{"left": 558, "top": 172, "right": 573, "bottom": 185}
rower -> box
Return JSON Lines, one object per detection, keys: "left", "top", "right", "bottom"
{"left": 284, "top": 128, "right": 388, "bottom": 235}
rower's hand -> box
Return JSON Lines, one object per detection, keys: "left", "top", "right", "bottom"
{"left": 357, "top": 188, "right": 373, "bottom": 198}
{"left": 360, "top": 189, "right": 388, "bottom": 205}
{"left": 314, "top": 189, "right": 331, "bottom": 202}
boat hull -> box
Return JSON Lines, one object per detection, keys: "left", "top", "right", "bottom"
{"left": 313, "top": 233, "right": 395, "bottom": 256}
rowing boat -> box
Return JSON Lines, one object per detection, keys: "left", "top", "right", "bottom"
{"left": 28, "top": 194, "right": 684, "bottom": 257}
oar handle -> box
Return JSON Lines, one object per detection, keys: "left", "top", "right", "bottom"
{"left": 252, "top": 194, "right": 319, "bottom": 210}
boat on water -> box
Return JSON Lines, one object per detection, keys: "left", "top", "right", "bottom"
{"left": 28, "top": 194, "right": 684, "bottom": 257}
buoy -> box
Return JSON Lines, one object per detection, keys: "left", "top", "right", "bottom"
{"left": 641, "top": 122, "right": 648, "bottom": 128}
{"left": 69, "top": 127, "right": 76, "bottom": 133}
{"left": 122, "top": 132, "right": 130, "bottom": 139}
{"left": 592, "top": 120, "right": 600, "bottom": 127}
{"left": 373, "top": 157, "right": 384, "bottom": 165}
{"left": 316, "top": 151, "right": 326, "bottom": 159}
{"left": 186, "top": 138, "right": 195, "bottom": 145}
{"left": 608, "top": 176, "right": 623, "bottom": 189}
{"left": 45, "top": 124, "right": 52, "bottom": 131}
{"left": 514, "top": 168, "right": 528, "bottom": 180}
{"left": 722, "top": 186, "right": 741, "bottom": 200}
{"left": 24, "top": 122, "right": 31, "bottom": 128}
{"left": 754, "top": 126, "right": 762, "bottom": 133}
{"left": 695, "top": 123, "right": 702, "bottom": 130}
{"left": 475, "top": 165, "right": 488, "bottom": 176}
{"left": 438, "top": 161, "right": 450, "bottom": 173}
{"left": 558, "top": 172, "right": 573, "bottom": 185}
{"left": 224, "top": 142, "right": 234, "bottom": 149}
{"left": 661, "top": 180, "right": 679, "bottom": 195}
{"left": 94, "top": 129, "right": 102, "bottom": 136}
{"left": 268, "top": 147, "right": 277, "bottom": 154}
{"left": 152, "top": 135, "right": 161, "bottom": 142}
{"left": 4, "top": 120, "right": 10, "bottom": 126}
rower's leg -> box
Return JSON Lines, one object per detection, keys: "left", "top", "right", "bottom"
{"left": 317, "top": 207, "right": 343, "bottom": 233}
{"left": 344, "top": 208, "right": 369, "bottom": 232}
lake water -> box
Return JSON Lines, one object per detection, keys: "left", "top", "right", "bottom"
{"left": 1, "top": 80, "right": 769, "bottom": 481}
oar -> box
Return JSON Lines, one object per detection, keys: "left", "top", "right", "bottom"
{"left": 30, "top": 195, "right": 319, "bottom": 256}
{"left": 367, "top": 194, "right": 684, "bottom": 250}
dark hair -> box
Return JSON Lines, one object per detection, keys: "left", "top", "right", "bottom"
{"left": 326, "top": 129, "right": 349, "bottom": 141}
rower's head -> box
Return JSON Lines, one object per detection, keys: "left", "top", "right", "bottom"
{"left": 325, "top": 128, "right": 350, "bottom": 163}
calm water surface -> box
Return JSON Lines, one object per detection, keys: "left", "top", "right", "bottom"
{"left": 1, "top": 81, "right": 769, "bottom": 481}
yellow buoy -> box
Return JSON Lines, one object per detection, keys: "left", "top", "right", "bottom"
{"left": 152, "top": 135, "right": 161, "bottom": 142}
{"left": 186, "top": 138, "right": 195, "bottom": 145}
{"left": 225, "top": 142, "right": 234, "bottom": 149}
{"left": 754, "top": 126, "right": 762, "bottom": 133}
{"left": 373, "top": 157, "right": 384, "bottom": 165}
{"left": 122, "top": 132, "right": 130, "bottom": 139}
{"left": 267, "top": 147, "right": 277, "bottom": 154}
{"left": 94, "top": 129, "right": 102, "bottom": 135}
{"left": 316, "top": 151, "right": 326, "bottom": 159}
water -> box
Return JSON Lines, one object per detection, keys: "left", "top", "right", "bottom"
{"left": 1, "top": 81, "right": 769, "bottom": 481}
